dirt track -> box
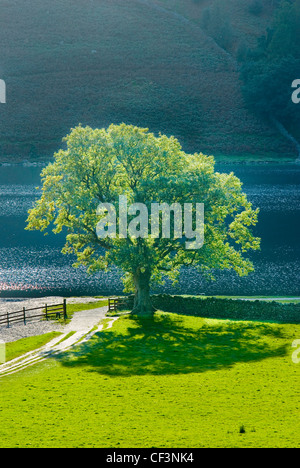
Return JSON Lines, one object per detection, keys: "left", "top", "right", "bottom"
{"left": 0, "top": 306, "right": 118, "bottom": 378}
{"left": 0, "top": 297, "right": 103, "bottom": 343}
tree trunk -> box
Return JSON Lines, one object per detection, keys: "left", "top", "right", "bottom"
{"left": 131, "top": 268, "right": 154, "bottom": 316}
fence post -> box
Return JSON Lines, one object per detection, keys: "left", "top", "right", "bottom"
{"left": 23, "top": 307, "right": 26, "bottom": 325}
{"left": 63, "top": 299, "right": 67, "bottom": 320}
{"left": 6, "top": 311, "right": 9, "bottom": 328}
{"left": 45, "top": 304, "right": 48, "bottom": 320}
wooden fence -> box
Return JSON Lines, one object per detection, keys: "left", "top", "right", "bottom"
{"left": 108, "top": 297, "right": 127, "bottom": 312}
{"left": 0, "top": 299, "right": 67, "bottom": 329}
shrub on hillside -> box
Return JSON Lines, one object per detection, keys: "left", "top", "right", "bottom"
{"left": 248, "top": 0, "right": 264, "bottom": 16}
{"left": 201, "top": 2, "right": 234, "bottom": 51}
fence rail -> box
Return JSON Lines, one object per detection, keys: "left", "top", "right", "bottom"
{"left": 0, "top": 299, "right": 67, "bottom": 328}
{"left": 108, "top": 297, "right": 127, "bottom": 312}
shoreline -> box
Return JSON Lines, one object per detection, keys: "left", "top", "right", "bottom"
{"left": 0, "top": 159, "right": 299, "bottom": 167}
{"left": 0, "top": 296, "right": 103, "bottom": 309}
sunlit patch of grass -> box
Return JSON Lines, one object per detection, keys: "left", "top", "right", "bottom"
{"left": 5, "top": 332, "right": 62, "bottom": 362}
{"left": 0, "top": 312, "right": 299, "bottom": 448}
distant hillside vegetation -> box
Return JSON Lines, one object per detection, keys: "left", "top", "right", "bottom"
{"left": 0, "top": 0, "right": 297, "bottom": 162}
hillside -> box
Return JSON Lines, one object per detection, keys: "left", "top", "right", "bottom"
{"left": 0, "top": 0, "right": 296, "bottom": 162}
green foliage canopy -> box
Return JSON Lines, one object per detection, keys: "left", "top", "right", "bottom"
{"left": 26, "top": 124, "right": 260, "bottom": 314}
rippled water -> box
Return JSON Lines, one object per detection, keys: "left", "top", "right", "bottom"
{"left": 0, "top": 163, "right": 299, "bottom": 297}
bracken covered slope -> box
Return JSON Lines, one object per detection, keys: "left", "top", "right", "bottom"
{"left": 0, "top": 0, "right": 296, "bottom": 161}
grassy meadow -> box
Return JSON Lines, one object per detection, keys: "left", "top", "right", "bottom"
{"left": 0, "top": 311, "right": 299, "bottom": 448}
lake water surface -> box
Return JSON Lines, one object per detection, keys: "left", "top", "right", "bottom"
{"left": 0, "top": 163, "right": 299, "bottom": 297}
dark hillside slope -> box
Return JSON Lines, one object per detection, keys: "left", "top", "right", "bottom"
{"left": 0, "top": 0, "right": 295, "bottom": 161}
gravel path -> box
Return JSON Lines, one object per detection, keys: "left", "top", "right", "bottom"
{"left": 0, "top": 297, "right": 104, "bottom": 343}
{"left": 0, "top": 297, "right": 117, "bottom": 377}
{"left": 0, "top": 300, "right": 116, "bottom": 377}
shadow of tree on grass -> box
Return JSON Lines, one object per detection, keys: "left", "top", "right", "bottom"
{"left": 53, "top": 314, "right": 288, "bottom": 376}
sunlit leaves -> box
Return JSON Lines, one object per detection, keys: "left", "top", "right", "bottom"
{"left": 26, "top": 124, "right": 261, "bottom": 291}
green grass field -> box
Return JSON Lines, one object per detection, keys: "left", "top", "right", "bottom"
{"left": 5, "top": 332, "right": 62, "bottom": 362}
{"left": 0, "top": 311, "right": 299, "bottom": 448}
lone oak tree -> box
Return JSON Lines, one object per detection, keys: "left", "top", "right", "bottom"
{"left": 26, "top": 124, "right": 260, "bottom": 316}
